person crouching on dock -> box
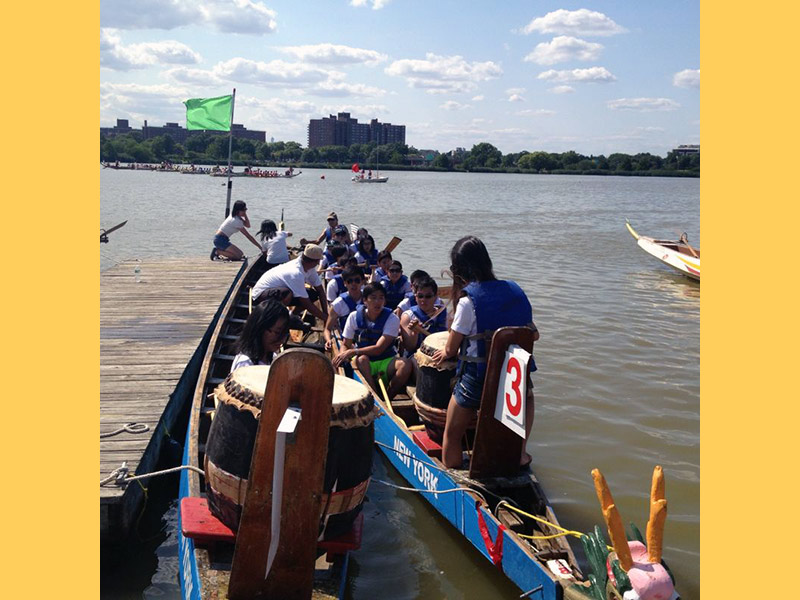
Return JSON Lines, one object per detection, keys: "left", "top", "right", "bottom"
{"left": 212, "top": 200, "right": 263, "bottom": 261}
{"left": 432, "top": 236, "right": 539, "bottom": 469}
{"left": 333, "top": 282, "right": 412, "bottom": 400}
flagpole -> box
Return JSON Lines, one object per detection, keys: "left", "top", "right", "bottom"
{"left": 224, "top": 88, "right": 236, "bottom": 217}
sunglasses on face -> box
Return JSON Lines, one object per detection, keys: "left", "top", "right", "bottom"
{"left": 415, "top": 293, "right": 435, "bottom": 299}
{"left": 388, "top": 268, "right": 402, "bottom": 273}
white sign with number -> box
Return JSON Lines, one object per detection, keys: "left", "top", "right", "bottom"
{"left": 493, "top": 344, "right": 530, "bottom": 438}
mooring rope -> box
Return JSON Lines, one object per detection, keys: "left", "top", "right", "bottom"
{"left": 370, "top": 478, "right": 487, "bottom": 504}
{"left": 100, "top": 422, "right": 150, "bottom": 438}
{"left": 100, "top": 464, "right": 205, "bottom": 487}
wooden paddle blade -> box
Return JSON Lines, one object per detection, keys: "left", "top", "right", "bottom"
{"left": 469, "top": 327, "right": 535, "bottom": 479}
{"left": 228, "top": 349, "right": 335, "bottom": 600}
{"left": 383, "top": 236, "right": 402, "bottom": 253}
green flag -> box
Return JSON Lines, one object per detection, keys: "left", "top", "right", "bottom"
{"left": 184, "top": 95, "right": 233, "bottom": 131}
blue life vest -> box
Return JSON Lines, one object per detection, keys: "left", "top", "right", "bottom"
{"left": 373, "top": 267, "right": 387, "bottom": 281}
{"left": 409, "top": 304, "right": 448, "bottom": 351}
{"left": 354, "top": 305, "right": 396, "bottom": 361}
{"left": 380, "top": 274, "right": 409, "bottom": 310}
{"left": 330, "top": 274, "right": 344, "bottom": 296}
{"left": 404, "top": 291, "right": 418, "bottom": 308}
{"left": 337, "top": 292, "right": 361, "bottom": 331}
{"left": 324, "top": 226, "right": 333, "bottom": 243}
{"left": 461, "top": 280, "right": 535, "bottom": 380}
{"left": 323, "top": 250, "right": 335, "bottom": 266}
{"left": 356, "top": 248, "right": 379, "bottom": 266}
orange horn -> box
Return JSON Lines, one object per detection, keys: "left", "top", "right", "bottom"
{"left": 646, "top": 466, "right": 667, "bottom": 563}
{"left": 592, "top": 469, "right": 633, "bottom": 572}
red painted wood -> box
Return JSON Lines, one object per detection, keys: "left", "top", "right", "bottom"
{"left": 412, "top": 429, "right": 443, "bottom": 459}
{"left": 180, "top": 497, "right": 235, "bottom": 543}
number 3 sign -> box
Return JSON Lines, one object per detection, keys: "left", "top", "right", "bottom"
{"left": 493, "top": 344, "right": 531, "bottom": 438}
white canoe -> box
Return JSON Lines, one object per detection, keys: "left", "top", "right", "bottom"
{"left": 351, "top": 176, "right": 388, "bottom": 183}
{"left": 626, "top": 221, "right": 700, "bottom": 281}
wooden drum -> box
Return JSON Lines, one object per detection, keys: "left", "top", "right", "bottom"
{"left": 414, "top": 331, "right": 457, "bottom": 443}
{"left": 204, "top": 365, "right": 375, "bottom": 540}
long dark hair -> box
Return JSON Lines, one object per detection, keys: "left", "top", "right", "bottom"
{"left": 449, "top": 236, "right": 496, "bottom": 300}
{"left": 357, "top": 235, "right": 376, "bottom": 255}
{"left": 234, "top": 299, "right": 289, "bottom": 363}
{"left": 232, "top": 200, "right": 247, "bottom": 217}
{"left": 258, "top": 219, "right": 278, "bottom": 241}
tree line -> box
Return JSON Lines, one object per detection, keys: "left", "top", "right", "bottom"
{"left": 100, "top": 132, "right": 699, "bottom": 177}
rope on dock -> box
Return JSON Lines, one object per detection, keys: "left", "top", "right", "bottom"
{"left": 100, "top": 464, "right": 205, "bottom": 487}
{"left": 100, "top": 422, "right": 150, "bottom": 438}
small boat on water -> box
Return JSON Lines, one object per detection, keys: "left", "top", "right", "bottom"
{"left": 178, "top": 254, "right": 367, "bottom": 600}
{"left": 626, "top": 220, "right": 700, "bottom": 281}
{"left": 351, "top": 175, "right": 388, "bottom": 183}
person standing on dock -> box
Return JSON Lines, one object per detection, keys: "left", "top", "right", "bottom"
{"left": 212, "top": 200, "right": 263, "bottom": 261}
{"left": 250, "top": 244, "right": 328, "bottom": 322}
{"left": 432, "top": 236, "right": 539, "bottom": 469}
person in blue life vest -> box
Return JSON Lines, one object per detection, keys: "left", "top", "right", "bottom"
{"left": 379, "top": 260, "right": 412, "bottom": 310}
{"left": 301, "top": 211, "right": 348, "bottom": 246}
{"left": 333, "top": 282, "right": 413, "bottom": 399}
{"left": 325, "top": 255, "right": 359, "bottom": 303}
{"left": 321, "top": 242, "right": 348, "bottom": 276}
{"left": 432, "top": 236, "right": 539, "bottom": 469}
{"left": 354, "top": 234, "right": 379, "bottom": 269}
{"left": 350, "top": 227, "right": 369, "bottom": 255}
{"left": 370, "top": 250, "right": 393, "bottom": 283}
{"left": 399, "top": 276, "right": 448, "bottom": 355}
{"left": 323, "top": 265, "right": 365, "bottom": 352}
{"left": 394, "top": 269, "right": 442, "bottom": 316}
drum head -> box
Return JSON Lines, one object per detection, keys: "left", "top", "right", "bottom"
{"left": 416, "top": 331, "right": 456, "bottom": 370}
{"left": 332, "top": 374, "right": 376, "bottom": 428}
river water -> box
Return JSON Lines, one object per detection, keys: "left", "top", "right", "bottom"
{"left": 100, "top": 167, "right": 699, "bottom": 599}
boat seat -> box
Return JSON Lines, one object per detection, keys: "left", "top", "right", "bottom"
{"left": 412, "top": 429, "right": 442, "bottom": 459}
{"left": 180, "top": 497, "right": 364, "bottom": 558}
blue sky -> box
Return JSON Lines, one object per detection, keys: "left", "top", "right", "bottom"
{"left": 100, "top": 0, "right": 699, "bottom": 156}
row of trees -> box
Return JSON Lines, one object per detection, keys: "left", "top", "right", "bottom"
{"left": 100, "top": 133, "right": 698, "bottom": 175}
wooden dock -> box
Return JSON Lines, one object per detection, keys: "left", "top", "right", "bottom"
{"left": 101, "top": 257, "right": 246, "bottom": 542}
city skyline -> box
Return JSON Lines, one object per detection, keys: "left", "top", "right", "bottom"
{"left": 100, "top": 1, "right": 699, "bottom": 156}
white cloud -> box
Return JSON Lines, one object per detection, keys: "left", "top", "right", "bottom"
{"left": 101, "top": 29, "right": 201, "bottom": 71}
{"left": 524, "top": 36, "right": 603, "bottom": 65}
{"left": 521, "top": 9, "right": 627, "bottom": 37}
{"left": 508, "top": 94, "right": 525, "bottom": 102}
{"left": 673, "top": 68, "right": 700, "bottom": 89}
{"left": 537, "top": 66, "right": 616, "bottom": 83}
{"left": 275, "top": 43, "right": 388, "bottom": 66}
{"left": 163, "top": 66, "right": 223, "bottom": 86}
{"left": 100, "top": 0, "right": 277, "bottom": 35}
{"left": 607, "top": 97, "right": 681, "bottom": 112}
{"left": 515, "top": 109, "right": 555, "bottom": 117}
{"left": 100, "top": 81, "right": 190, "bottom": 125}
{"left": 506, "top": 87, "right": 526, "bottom": 95}
{"left": 472, "top": 95, "right": 484, "bottom": 101}
{"left": 385, "top": 53, "right": 503, "bottom": 94}
{"left": 350, "top": 0, "right": 392, "bottom": 9}
{"left": 440, "top": 100, "right": 470, "bottom": 111}
{"left": 213, "top": 57, "right": 336, "bottom": 86}
{"left": 548, "top": 85, "right": 575, "bottom": 94}
{"left": 309, "top": 81, "right": 388, "bottom": 97}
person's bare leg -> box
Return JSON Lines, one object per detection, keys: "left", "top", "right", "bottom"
{"left": 218, "top": 244, "right": 243, "bottom": 260}
{"left": 386, "top": 357, "right": 412, "bottom": 399}
{"left": 355, "top": 355, "right": 378, "bottom": 391}
{"left": 442, "top": 397, "right": 476, "bottom": 468}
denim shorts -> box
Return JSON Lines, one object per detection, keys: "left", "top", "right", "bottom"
{"left": 453, "top": 371, "right": 484, "bottom": 410}
{"left": 213, "top": 233, "right": 232, "bottom": 250}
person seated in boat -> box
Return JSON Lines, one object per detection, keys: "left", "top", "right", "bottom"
{"left": 370, "top": 250, "right": 393, "bottom": 283}
{"left": 321, "top": 241, "right": 348, "bottom": 275}
{"left": 250, "top": 244, "right": 328, "bottom": 323}
{"left": 399, "top": 277, "right": 448, "bottom": 356}
{"left": 325, "top": 254, "right": 359, "bottom": 303}
{"left": 333, "top": 282, "right": 412, "bottom": 400}
{"left": 395, "top": 269, "right": 442, "bottom": 316}
{"left": 331, "top": 225, "right": 353, "bottom": 255}
{"left": 432, "top": 236, "right": 539, "bottom": 469}
{"left": 379, "top": 260, "right": 412, "bottom": 310}
{"left": 350, "top": 227, "right": 369, "bottom": 255}
{"left": 230, "top": 299, "right": 291, "bottom": 371}
{"left": 323, "top": 265, "right": 365, "bottom": 352}
{"left": 354, "top": 235, "right": 379, "bottom": 270}
{"left": 368, "top": 169, "right": 373, "bottom": 180}
{"left": 212, "top": 200, "right": 263, "bottom": 261}
{"left": 301, "top": 211, "right": 346, "bottom": 246}
{"left": 258, "top": 219, "right": 293, "bottom": 267}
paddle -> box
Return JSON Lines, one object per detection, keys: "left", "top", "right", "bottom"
{"left": 279, "top": 209, "right": 285, "bottom": 231}
{"left": 678, "top": 232, "right": 699, "bottom": 258}
{"left": 383, "top": 236, "right": 402, "bottom": 253}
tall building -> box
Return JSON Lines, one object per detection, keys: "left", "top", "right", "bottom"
{"left": 308, "top": 112, "right": 405, "bottom": 148}
{"left": 100, "top": 118, "right": 266, "bottom": 143}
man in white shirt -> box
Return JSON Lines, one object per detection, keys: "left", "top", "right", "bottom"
{"left": 251, "top": 244, "right": 328, "bottom": 321}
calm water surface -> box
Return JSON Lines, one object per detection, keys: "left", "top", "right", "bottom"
{"left": 100, "top": 168, "right": 699, "bottom": 599}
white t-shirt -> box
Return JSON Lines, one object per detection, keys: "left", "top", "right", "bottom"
{"left": 326, "top": 277, "right": 343, "bottom": 302}
{"left": 262, "top": 231, "right": 290, "bottom": 264}
{"left": 450, "top": 296, "right": 478, "bottom": 358}
{"left": 342, "top": 309, "right": 400, "bottom": 341}
{"left": 331, "top": 295, "right": 360, "bottom": 318}
{"left": 218, "top": 215, "right": 245, "bottom": 238}
{"left": 252, "top": 257, "right": 320, "bottom": 301}
{"left": 230, "top": 353, "right": 268, "bottom": 372}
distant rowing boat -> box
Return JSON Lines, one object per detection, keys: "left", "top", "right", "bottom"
{"left": 626, "top": 220, "right": 700, "bottom": 281}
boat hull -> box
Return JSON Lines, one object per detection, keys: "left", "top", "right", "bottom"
{"left": 626, "top": 221, "right": 700, "bottom": 281}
